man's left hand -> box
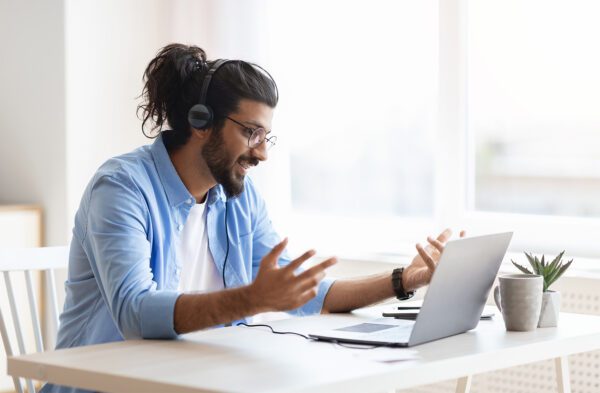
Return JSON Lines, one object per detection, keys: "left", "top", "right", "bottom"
{"left": 402, "top": 228, "right": 466, "bottom": 292}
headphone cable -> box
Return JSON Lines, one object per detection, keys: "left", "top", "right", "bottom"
{"left": 236, "top": 322, "right": 383, "bottom": 349}
{"left": 222, "top": 199, "right": 229, "bottom": 289}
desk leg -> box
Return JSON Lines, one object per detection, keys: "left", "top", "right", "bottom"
{"left": 455, "top": 376, "right": 472, "bottom": 393}
{"left": 555, "top": 356, "right": 571, "bottom": 393}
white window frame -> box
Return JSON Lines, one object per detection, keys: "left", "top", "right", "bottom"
{"left": 257, "top": 0, "right": 600, "bottom": 259}
{"left": 456, "top": 0, "right": 600, "bottom": 258}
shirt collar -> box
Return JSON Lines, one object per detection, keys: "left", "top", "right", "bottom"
{"left": 150, "top": 134, "right": 227, "bottom": 207}
{"left": 207, "top": 183, "right": 227, "bottom": 205}
{"left": 150, "top": 135, "right": 194, "bottom": 208}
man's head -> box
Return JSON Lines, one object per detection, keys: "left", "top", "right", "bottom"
{"left": 138, "top": 43, "right": 278, "bottom": 197}
{"left": 200, "top": 99, "right": 274, "bottom": 197}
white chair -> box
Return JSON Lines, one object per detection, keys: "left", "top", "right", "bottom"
{"left": 0, "top": 246, "right": 69, "bottom": 393}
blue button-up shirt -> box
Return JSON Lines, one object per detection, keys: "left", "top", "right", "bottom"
{"left": 41, "top": 136, "right": 335, "bottom": 393}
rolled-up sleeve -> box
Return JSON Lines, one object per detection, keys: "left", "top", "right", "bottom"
{"left": 139, "top": 290, "right": 179, "bottom": 338}
{"left": 84, "top": 173, "right": 179, "bottom": 339}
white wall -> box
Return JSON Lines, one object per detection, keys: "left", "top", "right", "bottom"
{"left": 0, "top": 0, "right": 67, "bottom": 246}
{"left": 1, "top": 0, "right": 277, "bottom": 246}
{"left": 64, "top": 0, "right": 176, "bottom": 232}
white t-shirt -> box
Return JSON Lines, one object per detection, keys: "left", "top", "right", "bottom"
{"left": 177, "top": 202, "right": 224, "bottom": 293}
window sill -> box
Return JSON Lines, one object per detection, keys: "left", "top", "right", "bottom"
{"left": 317, "top": 250, "right": 600, "bottom": 280}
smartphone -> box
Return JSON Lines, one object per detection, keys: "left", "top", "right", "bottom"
{"left": 382, "top": 306, "right": 494, "bottom": 320}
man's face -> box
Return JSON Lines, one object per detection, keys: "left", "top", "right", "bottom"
{"left": 202, "top": 99, "right": 274, "bottom": 197}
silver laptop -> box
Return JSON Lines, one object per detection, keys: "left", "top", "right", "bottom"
{"left": 309, "top": 232, "right": 513, "bottom": 347}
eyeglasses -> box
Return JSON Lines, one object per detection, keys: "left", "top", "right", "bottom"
{"left": 226, "top": 116, "right": 277, "bottom": 150}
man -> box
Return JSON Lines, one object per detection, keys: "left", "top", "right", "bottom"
{"left": 42, "top": 43, "right": 459, "bottom": 392}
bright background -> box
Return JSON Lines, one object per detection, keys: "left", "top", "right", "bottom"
{"left": 1, "top": 0, "right": 600, "bottom": 261}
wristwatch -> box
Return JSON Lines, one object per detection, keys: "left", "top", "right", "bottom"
{"left": 392, "top": 267, "right": 415, "bottom": 300}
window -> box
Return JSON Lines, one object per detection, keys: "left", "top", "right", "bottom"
{"left": 258, "top": 0, "right": 600, "bottom": 257}
{"left": 264, "top": 0, "right": 439, "bottom": 255}
{"left": 469, "top": 0, "right": 600, "bottom": 218}
{"left": 267, "top": 0, "right": 438, "bottom": 218}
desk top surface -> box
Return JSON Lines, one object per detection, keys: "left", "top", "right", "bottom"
{"left": 9, "top": 308, "right": 600, "bottom": 393}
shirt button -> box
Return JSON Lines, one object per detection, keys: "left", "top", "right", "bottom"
{"left": 187, "top": 198, "right": 194, "bottom": 204}
{"left": 178, "top": 224, "right": 183, "bottom": 231}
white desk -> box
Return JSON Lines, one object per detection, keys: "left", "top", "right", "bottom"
{"left": 8, "top": 308, "right": 600, "bottom": 393}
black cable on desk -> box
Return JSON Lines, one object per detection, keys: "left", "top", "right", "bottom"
{"left": 237, "top": 322, "right": 310, "bottom": 339}
{"left": 237, "top": 322, "right": 383, "bottom": 349}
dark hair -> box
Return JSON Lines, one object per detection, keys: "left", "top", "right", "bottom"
{"left": 137, "top": 43, "right": 278, "bottom": 151}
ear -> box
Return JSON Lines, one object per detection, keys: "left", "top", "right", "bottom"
{"left": 190, "top": 126, "right": 212, "bottom": 140}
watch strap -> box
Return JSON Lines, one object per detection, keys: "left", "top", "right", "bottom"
{"left": 392, "top": 267, "right": 415, "bottom": 300}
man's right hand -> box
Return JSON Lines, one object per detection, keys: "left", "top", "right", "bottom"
{"left": 249, "top": 238, "right": 337, "bottom": 313}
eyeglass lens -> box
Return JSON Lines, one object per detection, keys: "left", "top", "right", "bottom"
{"left": 249, "top": 128, "right": 276, "bottom": 150}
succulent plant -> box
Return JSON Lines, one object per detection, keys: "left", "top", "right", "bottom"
{"left": 511, "top": 251, "right": 573, "bottom": 292}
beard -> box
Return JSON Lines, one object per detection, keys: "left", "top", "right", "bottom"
{"left": 201, "top": 130, "right": 258, "bottom": 198}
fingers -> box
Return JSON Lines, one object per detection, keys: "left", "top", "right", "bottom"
{"left": 296, "top": 271, "right": 325, "bottom": 293}
{"left": 287, "top": 257, "right": 337, "bottom": 309}
{"left": 261, "top": 237, "right": 288, "bottom": 267}
{"left": 436, "top": 228, "right": 453, "bottom": 243}
{"left": 416, "top": 243, "right": 436, "bottom": 272}
{"left": 423, "top": 227, "right": 459, "bottom": 255}
{"left": 414, "top": 228, "right": 465, "bottom": 273}
{"left": 296, "top": 288, "right": 319, "bottom": 305}
{"left": 296, "top": 257, "right": 337, "bottom": 281}
{"left": 431, "top": 227, "right": 466, "bottom": 247}
{"left": 427, "top": 236, "right": 445, "bottom": 254}
{"left": 292, "top": 257, "right": 337, "bottom": 296}
{"left": 284, "top": 249, "right": 317, "bottom": 273}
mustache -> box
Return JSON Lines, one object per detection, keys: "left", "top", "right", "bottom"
{"left": 238, "top": 157, "right": 259, "bottom": 167}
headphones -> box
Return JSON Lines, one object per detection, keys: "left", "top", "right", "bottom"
{"left": 186, "top": 58, "right": 234, "bottom": 289}
{"left": 187, "top": 59, "right": 232, "bottom": 130}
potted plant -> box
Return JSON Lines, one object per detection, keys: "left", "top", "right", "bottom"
{"left": 511, "top": 251, "right": 573, "bottom": 327}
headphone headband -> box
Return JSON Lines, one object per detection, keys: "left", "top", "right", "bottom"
{"left": 187, "top": 59, "right": 231, "bottom": 130}
{"left": 199, "top": 59, "right": 230, "bottom": 106}
{"left": 188, "top": 58, "right": 278, "bottom": 130}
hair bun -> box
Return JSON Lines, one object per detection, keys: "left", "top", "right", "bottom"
{"left": 193, "top": 59, "right": 208, "bottom": 72}
{"left": 176, "top": 51, "right": 207, "bottom": 80}
{"left": 138, "top": 43, "right": 207, "bottom": 136}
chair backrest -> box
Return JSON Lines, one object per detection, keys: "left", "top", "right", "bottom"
{"left": 0, "top": 246, "right": 69, "bottom": 393}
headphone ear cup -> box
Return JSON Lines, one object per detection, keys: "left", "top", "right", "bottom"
{"left": 188, "top": 104, "right": 213, "bottom": 130}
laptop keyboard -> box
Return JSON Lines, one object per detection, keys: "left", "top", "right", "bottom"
{"left": 367, "top": 325, "right": 413, "bottom": 341}
{"left": 311, "top": 319, "right": 416, "bottom": 345}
